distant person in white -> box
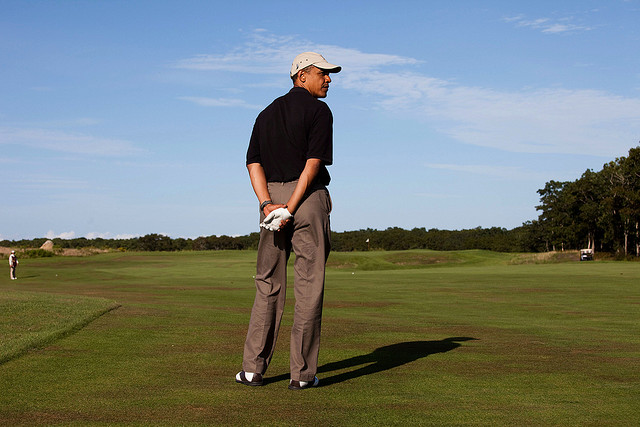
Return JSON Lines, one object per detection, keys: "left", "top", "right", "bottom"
{"left": 9, "top": 250, "right": 18, "bottom": 280}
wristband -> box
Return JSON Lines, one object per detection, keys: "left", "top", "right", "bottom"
{"left": 260, "top": 200, "right": 273, "bottom": 211}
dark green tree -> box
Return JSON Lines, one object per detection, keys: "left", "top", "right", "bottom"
{"left": 138, "top": 234, "right": 175, "bottom": 251}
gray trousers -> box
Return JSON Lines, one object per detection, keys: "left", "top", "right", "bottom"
{"left": 242, "top": 182, "right": 331, "bottom": 382}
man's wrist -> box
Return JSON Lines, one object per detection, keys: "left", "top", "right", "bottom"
{"left": 260, "top": 200, "right": 273, "bottom": 211}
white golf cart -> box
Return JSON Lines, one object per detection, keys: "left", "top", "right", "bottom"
{"left": 580, "top": 249, "right": 594, "bottom": 261}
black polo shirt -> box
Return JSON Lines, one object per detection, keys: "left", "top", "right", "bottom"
{"left": 246, "top": 87, "right": 333, "bottom": 186}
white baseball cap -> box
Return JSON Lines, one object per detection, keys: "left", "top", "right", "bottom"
{"left": 290, "top": 52, "right": 341, "bottom": 77}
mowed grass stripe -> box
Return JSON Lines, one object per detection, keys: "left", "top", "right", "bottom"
{"left": 0, "top": 290, "right": 120, "bottom": 364}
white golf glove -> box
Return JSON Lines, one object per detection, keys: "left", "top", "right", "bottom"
{"left": 260, "top": 207, "right": 293, "bottom": 231}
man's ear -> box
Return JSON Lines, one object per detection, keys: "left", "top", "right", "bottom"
{"left": 298, "top": 70, "right": 306, "bottom": 83}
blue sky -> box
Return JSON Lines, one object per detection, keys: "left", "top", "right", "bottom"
{"left": 1, "top": 0, "right": 639, "bottom": 240}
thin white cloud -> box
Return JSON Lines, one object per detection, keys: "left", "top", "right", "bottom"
{"left": 173, "top": 30, "right": 418, "bottom": 74}
{"left": 12, "top": 178, "right": 90, "bottom": 190}
{"left": 503, "top": 15, "right": 593, "bottom": 33}
{"left": 426, "top": 163, "right": 550, "bottom": 181}
{"left": 0, "top": 157, "right": 20, "bottom": 164}
{"left": 43, "top": 117, "right": 102, "bottom": 127}
{"left": 346, "top": 69, "right": 640, "bottom": 156}
{"left": 43, "top": 230, "right": 139, "bottom": 240}
{"left": 414, "top": 192, "right": 463, "bottom": 199}
{"left": 179, "top": 96, "right": 261, "bottom": 109}
{"left": 428, "top": 163, "right": 521, "bottom": 176}
{"left": 45, "top": 230, "right": 76, "bottom": 239}
{"left": 85, "top": 232, "right": 139, "bottom": 239}
{"left": 175, "top": 30, "right": 640, "bottom": 158}
{"left": 0, "top": 127, "right": 143, "bottom": 157}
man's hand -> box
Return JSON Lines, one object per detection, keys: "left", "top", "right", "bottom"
{"left": 260, "top": 207, "right": 293, "bottom": 231}
{"left": 263, "top": 203, "right": 286, "bottom": 216}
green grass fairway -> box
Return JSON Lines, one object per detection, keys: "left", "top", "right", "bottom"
{"left": 0, "top": 250, "right": 638, "bottom": 425}
{"left": 0, "top": 290, "right": 119, "bottom": 364}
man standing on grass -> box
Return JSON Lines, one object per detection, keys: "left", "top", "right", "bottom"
{"left": 9, "top": 250, "right": 18, "bottom": 280}
{"left": 236, "top": 52, "right": 340, "bottom": 390}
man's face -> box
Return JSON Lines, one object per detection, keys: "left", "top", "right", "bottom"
{"left": 301, "top": 66, "right": 332, "bottom": 98}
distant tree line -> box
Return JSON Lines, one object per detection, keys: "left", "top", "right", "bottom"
{"left": 330, "top": 226, "right": 540, "bottom": 252}
{"left": 0, "top": 234, "right": 260, "bottom": 253}
{"left": 2, "top": 146, "right": 638, "bottom": 255}
{"left": 533, "top": 146, "right": 640, "bottom": 256}
{"left": 1, "top": 227, "right": 542, "bottom": 254}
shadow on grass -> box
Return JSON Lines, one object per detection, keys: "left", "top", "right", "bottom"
{"left": 266, "top": 337, "right": 476, "bottom": 387}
